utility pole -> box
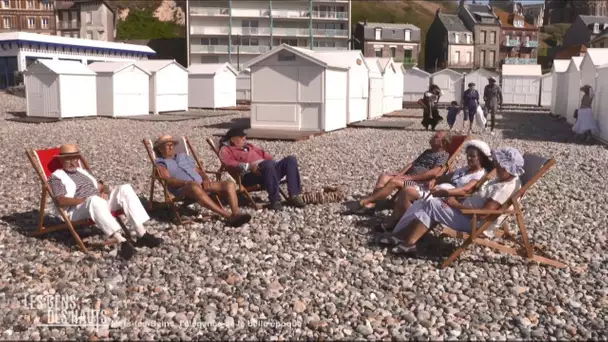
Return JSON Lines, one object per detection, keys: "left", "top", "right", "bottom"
{"left": 309, "top": 0, "right": 313, "bottom": 49}
{"left": 237, "top": 34, "right": 241, "bottom": 70}
{"left": 228, "top": 0, "right": 232, "bottom": 63}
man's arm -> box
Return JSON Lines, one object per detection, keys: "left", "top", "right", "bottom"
{"left": 402, "top": 166, "right": 444, "bottom": 182}
{"left": 398, "top": 163, "right": 412, "bottom": 176}
{"left": 251, "top": 144, "right": 273, "bottom": 160}
{"left": 156, "top": 165, "right": 195, "bottom": 188}
{"left": 497, "top": 85, "right": 503, "bottom": 104}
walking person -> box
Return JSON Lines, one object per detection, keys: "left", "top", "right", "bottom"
{"left": 462, "top": 82, "right": 480, "bottom": 134}
{"left": 421, "top": 84, "right": 443, "bottom": 131}
{"left": 483, "top": 77, "right": 503, "bottom": 135}
{"left": 572, "top": 85, "right": 600, "bottom": 142}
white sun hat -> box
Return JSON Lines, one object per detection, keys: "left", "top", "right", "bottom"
{"left": 464, "top": 139, "right": 492, "bottom": 158}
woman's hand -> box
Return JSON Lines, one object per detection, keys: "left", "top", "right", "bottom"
{"left": 443, "top": 197, "right": 461, "bottom": 208}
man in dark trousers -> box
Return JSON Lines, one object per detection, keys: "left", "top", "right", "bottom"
{"left": 483, "top": 77, "right": 503, "bottom": 135}
{"left": 219, "top": 128, "right": 306, "bottom": 211}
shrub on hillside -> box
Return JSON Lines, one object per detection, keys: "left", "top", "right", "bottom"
{"left": 117, "top": 8, "right": 183, "bottom": 40}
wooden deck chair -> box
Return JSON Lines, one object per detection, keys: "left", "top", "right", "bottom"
{"left": 438, "top": 154, "right": 565, "bottom": 269}
{"left": 143, "top": 136, "right": 223, "bottom": 225}
{"left": 206, "top": 137, "right": 288, "bottom": 209}
{"left": 26, "top": 147, "right": 130, "bottom": 253}
{"left": 424, "top": 134, "right": 471, "bottom": 191}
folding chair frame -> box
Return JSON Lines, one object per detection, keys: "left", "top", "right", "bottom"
{"left": 438, "top": 156, "right": 565, "bottom": 269}
{"left": 206, "top": 138, "right": 288, "bottom": 209}
{"left": 143, "top": 136, "right": 223, "bottom": 225}
{"left": 26, "top": 149, "right": 131, "bottom": 253}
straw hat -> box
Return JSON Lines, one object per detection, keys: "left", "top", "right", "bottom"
{"left": 53, "top": 144, "right": 81, "bottom": 158}
{"left": 154, "top": 135, "right": 179, "bottom": 149}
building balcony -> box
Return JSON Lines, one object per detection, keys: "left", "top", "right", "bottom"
{"left": 504, "top": 57, "right": 537, "bottom": 64}
{"left": 190, "top": 7, "right": 227, "bottom": 16}
{"left": 312, "top": 11, "right": 348, "bottom": 20}
{"left": 58, "top": 21, "right": 80, "bottom": 30}
{"left": 504, "top": 39, "right": 520, "bottom": 47}
{"left": 191, "top": 45, "right": 230, "bottom": 54}
{"left": 403, "top": 57, "right": 417, "bottom": 65}
{"left": 522, "top": 40, "right": 539, "bottom": 48}
{"left": 190, "top": 26, "right": 231, "bottom": 35}
{"left": 230, "top": 45, "right": 271, "bottom": 54}
{"left": 191, "top": 44, "right": 272, "bottom": 54}
{"left": 312, "top": 46, "right": 348, "bottom": 51}
{"left": 232, "top": 27, "right": 272, "bottom": 36}
{"left": 273, "top": 27, "right": 310, "bottom": 37}
{"left": 189, "top": 7, "right": 347, "bottom": 20}
{"left": 312, "top": 28, "right": 348, "bottom": 37}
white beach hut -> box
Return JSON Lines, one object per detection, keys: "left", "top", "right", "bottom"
{"left": 24, "top": 59, "right": 97, "bottom": 118}
{"left": 565, "top": 56, "right": 584, "bottom": 125}
{"left": 373, "top": 58, "right": 398, "bottom": 114}
{"left": 580, "top": 48, "right": 608, "bottom": 91}
{"left": 464, "top": 68, "right": 498, "bottom": 96}
{"left": 393, "top": 62, "right": 404, "bottom": 111}
{"left": 364, "top": 57, "right": 385, "bottom": 119}
{"left": 135, "top": 60, "right": 188, "bottom": 114}
{"left": 314, "top": 50, "right": 370, "bottom": 123}
{"left": 501, "top": 64, "right": 542, "bottom": 106}
{"left": 539, "top": 73, "right": 552, "bottom": 107}
{"left": 188, "top": 63, "right": 238, "bottom": 109}
{"left": 595, "top": 63, "right": 608, "bottom": 141}
{"left": 243, "top": 44, "right": 349, "bottom": 132}
{"left": 550, "top": 59, "right": 570, "bottom": 116}
{"left": 236, "top": 68, "right": 251, "bottom": 102}
{"left": 403, "top": 67, "right": 431, "bottom": 102}
{"left": 88, "top": 61, "right": 150, "bottom": 117}
{"left": 431, "top": 68, "right": 464, "bottom": 104}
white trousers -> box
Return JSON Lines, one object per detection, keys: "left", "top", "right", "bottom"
{"left": 69, "top": 184, "right": 149, "bottom": 238}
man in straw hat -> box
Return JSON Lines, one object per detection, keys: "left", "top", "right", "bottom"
{"left": 483, "top": 76, "right": 503, "bottom": 135}
{"left": 48, "top": 144, "right": 162, "bottom": 260}
{"left": 153, "top": 135, "right": 252, "bottom": 227}
{"left": 218, "top": 128, "right": 305, "bottom": 211}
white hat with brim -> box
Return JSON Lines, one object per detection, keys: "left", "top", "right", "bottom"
{"left": 464, "top": 139, "right": 492, "bottom": 158}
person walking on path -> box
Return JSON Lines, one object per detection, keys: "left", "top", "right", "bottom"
{"left": 573, "top": 84, "right": 599, "bottom": 142}
{"left": 483, "top": 77, "right": 503, "bottom": 135}
{"left": 462, "top": 82, "right": 480, "bottom": 134}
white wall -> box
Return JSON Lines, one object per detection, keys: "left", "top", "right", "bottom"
{"left": 324, "top": 69, "right": 348, "bottom": 132}
{"left": 113, "top": 68, "right": 150, "bottom": 116}
{"left": 95, "top": 74, "right": 114, "bottom": 116}
{"left": 153, "top": 63, "right": 188, "bottom": 113}
{"left": 368, "top": 73, "right": 384, "bottom": 119}
{"left": 213, "top": 70, "right": 237, "bottom": 108}
{"left": 551, "top": 71, "right": 568, "bottom": 116}
{"left": 25, "top": 73, "right": 60, "bottom": 118}
{"left": 58, "top": 75, "right": 97, "bottom": 117}
{"left": 502, "top": 75, "right": 540, "bottom": 106}
{"left": 188, "top": 75, "right": 214, "bottom": 108}
{"left": 236, "top": 72, "right": 251, "bottom": 101}
{"left": 566, "top": 68, "right": 581, "bottom": 124}
{"left": 403, "top": 69, "right": 430, "bottom": 102}
{"left": 541, "top": 74, "right": 552, "bottom": 107}
{"left": 382, "top": 66, "right": 396, "bottom": 114}
{"left": 596, "top": 68, "right": 608, "bottom": 141}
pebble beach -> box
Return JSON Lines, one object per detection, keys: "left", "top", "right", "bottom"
{"left": 0, "top": 91, "right": 607, "bottom": 340}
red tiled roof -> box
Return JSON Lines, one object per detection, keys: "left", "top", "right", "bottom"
{"left": 494, "top": 9, "right": 536, "bottom": 29}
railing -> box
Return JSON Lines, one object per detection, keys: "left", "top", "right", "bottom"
{"left": 190, "top": 26, "right": 230, "bottom": 35}
{"left": 230, "top": 45, "right": 271, "bottom": 53}
{"left": 190, "top": 7, "right": 225, "bottom": 16}
{"left": 231, "top": 27, "right": 271, "bottom": 35}
{"left": 272, "top": 10, "right": 307, "bottom": 18}
{"left": 58, "top": 21, "right": 79, "bottom": 29}
{"left": 403, "top": 57, "right": 417, "bottom": 65}
{"left": 312, "top": 46, "right": 348, "bottom": 51}
{"left": 312, "top": 11, "right": 348, "bottom": 19}
{"left": 312, "top": 29, "right": 348, "bottom": 37}
{"left": 504, "top": 39, "right": 520, "bottom": 47}
{"left": 504, "top": 57, "right": 537, "bottom": 64}
{"left": 522, "top": 40, "right": 539, "bottom": 48}
{"left": 190, "top": 45, "right": 230, "bottom": 54}
{"left": 273, "top": 27, "right": 310, "bottom": 36}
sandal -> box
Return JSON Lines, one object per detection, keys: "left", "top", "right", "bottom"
{"left": 351, "top": 202, "right": 376, "bottom": 216}
{"left": 227, "top": 213, "right": 252, "bottom": 227}
{"left": 374, "top": 235, "right": 402, "bottom": 247}
{"left": 391, "top": 243, "right": 417, "bottom": 256}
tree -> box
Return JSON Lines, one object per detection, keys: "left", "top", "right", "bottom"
{"left": 116, "top": 8, "right": 183, "bottom": 40}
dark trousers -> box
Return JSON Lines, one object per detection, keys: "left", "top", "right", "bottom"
{"left": 242, "top": 156, "right": 301, "bottom": 203}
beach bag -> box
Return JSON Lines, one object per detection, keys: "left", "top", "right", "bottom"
{"left": 474, "top": 105, "right": 487, "bottom": 128}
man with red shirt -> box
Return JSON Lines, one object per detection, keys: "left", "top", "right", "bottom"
{"left": 219, "top": 128, "right": 305, "bottom": 210}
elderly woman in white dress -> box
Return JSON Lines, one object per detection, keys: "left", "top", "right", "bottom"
{"left": 573, "top": 85, "right": 599, "bottom": 142}
{"left": 376, "top": 147, "right": 525, "bottom": 256}
{"left": 380, "top": 139, "right": 493, "bottom": 232}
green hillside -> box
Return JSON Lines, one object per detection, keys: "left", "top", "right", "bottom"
{"left": 352, "top": 1, "right": 459, "bottom": 68}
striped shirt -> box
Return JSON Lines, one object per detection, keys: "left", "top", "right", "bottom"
{"left": 49, "top": 171, "right": 99, "bottom": 199}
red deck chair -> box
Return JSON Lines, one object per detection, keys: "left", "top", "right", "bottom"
{"left": 26, "top": 147, "right": 128, "bottom": 253}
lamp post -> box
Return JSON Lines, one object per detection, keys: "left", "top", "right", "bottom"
{"left": 237, "top": 34, "right": 241, "bottom": 70}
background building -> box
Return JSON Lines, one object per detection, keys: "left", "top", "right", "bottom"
{"left": 495, "top": 7, "right": 539, "bottom": 66}
{"left": 353, "top": 21, "right": 420, "bottom": 66}
{"left": 0, "top": 0, "right": 55, "bottom": 35}
{"left": 55, "top": 0, "right": 116, "bottom": 41}
{"left": 544, "top": 0, "right": 608, "bottom": 25}
{"left": 425, "top": 10, "right": 474, "bottom": 73}
{"left": 187, "top": 0, "right": 351, "bottom": 69}
{"left": 457, "top": 1, "right": 501, "bottom": 70}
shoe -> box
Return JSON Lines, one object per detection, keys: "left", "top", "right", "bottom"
{"left": 289, "top": 195, "right": 306, "bottom": 208}
{"left": 137, "top": 233, "right": 163, "bottom": 248}
{"left": 118, "top": 242, "right": 135, "bottom": 260}
{"left": 391, "top": 243, "right": 417, "bottom": 256}
{"left": 269, "top": 202, "right": 284, "bottom": 211}
{"left": 227, "top": 213, "right": 252, "bottom": 227}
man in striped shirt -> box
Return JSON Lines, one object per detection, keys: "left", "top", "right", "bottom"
{"left": 48, "top": 144, "right": 161, "bottom": 260}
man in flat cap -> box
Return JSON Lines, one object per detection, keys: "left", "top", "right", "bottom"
{"left": 153, "top": 135, "right": 252, "bottom": 227}
{"left": 483, "top": 77, "right": 503, "bottom": 135}
{"left": 48, "top": 144, "right": 162, "bottom": 260}
{"left": 218, "top": 128, "right": 305, "bottom": 211}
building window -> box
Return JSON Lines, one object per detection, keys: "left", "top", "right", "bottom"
{"left": 374, "top": 28, "right": 381, "bottom": 40}
{"left": 2, "top": 17, "right": 10, "bottom": 28}
{"left": 43, "top": 1, "right": 51, "bottom": 10}
{"left": 374, "top": 48, "right": 382, "bottom": 57}
{"left": 489, "top": 51, "right": 495, "bottom": 67}
{"left": 27, "top": 17, "right": 35, "bottom": 28}
{"left": 594, "top": 23, "right": 600, "bottom": 33}
{"left": 2, "top": 0, "right": 8, "bottom": 8}
{"left": 480, "top": 50, "right": 486, "bottom": 66}
{"left": 86, "top": 30, "right": 93, "bottom": 39}
{"left": 481, "top": 31, "right": 487, "bottom": 44}
{"left": 404, "top": 49, "right": 412, "bottom": 61}
{"left": 390, "top": 47, "right": 396, "bottom": 57}
{"left": 466, "top": 51, "right": 472, "bottom": 63}
{"left": 41, "top": 17, "right": 49, "bottom": 28}
{"left": 454, "top": 33, "right": 460, "bottom": 43}
{"left": 404, "top": 29, "right": 411, "bottom": 41}
{"left": 27, "top": 0, "right": 34, "bottom": 8}
{"left": 490, "top": 32, "right": 496, "bottom": 44}
{"left": 85, "top": 12, "right": 92, "bottom": 24}
{"left": 466, "top": 34, "right": 471, "bottom": 44}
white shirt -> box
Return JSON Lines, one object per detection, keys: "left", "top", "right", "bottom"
{"left": 463, "top": 176, "right": 522, "bottom": 233}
